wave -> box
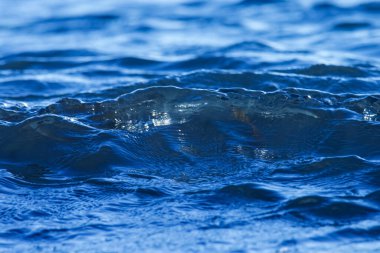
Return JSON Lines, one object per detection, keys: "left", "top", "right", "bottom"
{"left": 66, "top": 69, "right": 380, "bottom": 102}
{"left": 0, "top": 86, "right": 377, "bottom": 185}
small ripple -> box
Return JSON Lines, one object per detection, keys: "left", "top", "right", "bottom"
{"left": 333, "top": 21, "right": 372, "bottom": 31}
{"left": 358, "top": 2, "right": 380, "bottom": 13}
{"left": 23, "top": 14, "right": 120, "bottom": 33}
{"left": 272, "top": 157, "right": 380, "bottom": 197}
{"left": 281, "top": 64, "right": 369, "bottom": 77}
{"left": 216, "top": 183, "right": 284, "bottom": 203}
{"left": 282, "top": 196, "right": 379, "bottom": 221}
{"left": 0, "top": 59, "right": 85, "bottom": 70}
{"left": 1, "top": 49, "right": 97, "bottom": 59}
{"left": 329, "top": 225, "right": 380, "bottom": 240}
{"left": 365, "top": 190, "right": 380, "bottom": 206}
{"left": 236, "top": 0, "right": 284, "bottom": 6}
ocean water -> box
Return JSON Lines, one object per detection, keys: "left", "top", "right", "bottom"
{"left": 0, "top": 0, "right": 379, "bottom": 252}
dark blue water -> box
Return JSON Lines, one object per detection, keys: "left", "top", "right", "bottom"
{"left": 0, "top": 0, "right": 380, "bottom": 252}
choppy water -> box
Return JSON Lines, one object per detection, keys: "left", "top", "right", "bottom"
{"left": 0, "top": 0, "right": 379, "bottom": 252}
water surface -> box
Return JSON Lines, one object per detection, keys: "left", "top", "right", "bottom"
{"left": 0, "top": 0, "right": 380, "bottom": 252}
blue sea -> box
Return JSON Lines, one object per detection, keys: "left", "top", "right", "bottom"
{"left": 0, "top": 0, "right": 379, "bottom": 252}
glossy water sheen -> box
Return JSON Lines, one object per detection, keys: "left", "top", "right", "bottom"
{"left": 0, "top": 0, "right": 380, "bottom": 252}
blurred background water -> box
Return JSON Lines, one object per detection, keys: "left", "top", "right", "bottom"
{"left": 0, "top": 0, "right": 379, "bottom": 252}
